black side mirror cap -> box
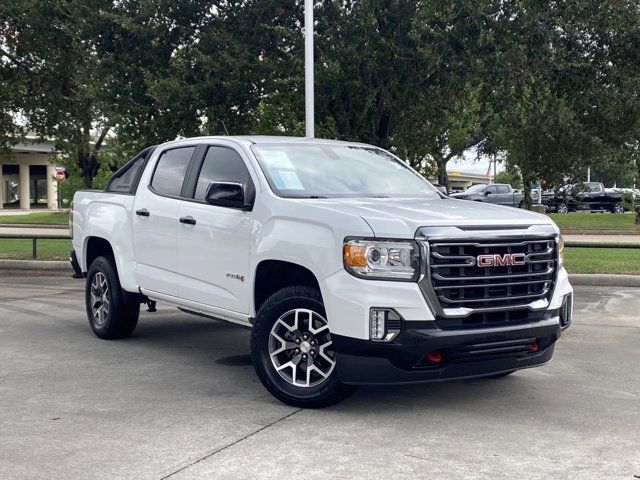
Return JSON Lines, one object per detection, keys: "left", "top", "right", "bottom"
{"left": 205, "top": 182, "right": 252, "bottom": 210}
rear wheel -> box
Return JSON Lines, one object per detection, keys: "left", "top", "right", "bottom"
{"left": 85, "top": 256, "right": 140, "bottom": 339}
{"left": 556, "top": 203, "right": 568, "bottom": 214}
{"left": 250, "top": 286, "right": 357, "bottom": 408}
{"left": 611, "top": 203, "right": 624, "bottom": 214}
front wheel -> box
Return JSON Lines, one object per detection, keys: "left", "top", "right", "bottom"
{"left": 556, "top": 203, "right": 569, "bottom": 214}
{"left": 250, "top": 286, "right": 357, "bottom": 408}
{"left": 85, "top": 256, "right": 140, "bottom": 339}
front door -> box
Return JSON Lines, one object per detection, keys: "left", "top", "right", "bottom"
{"left": 177, "top": 144, "right": 256, "bottom": 314}
{"left": 133, "top": 145, "right": 197, "bottom": 296}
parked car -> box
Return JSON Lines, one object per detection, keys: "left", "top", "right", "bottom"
{"left": 449, "top": 183, "right": 523, "bottom": 208}
{"left": 70, "top": 136, "right": 573, "bottom": 407}
{"left": 542, "top": 182, "right": 625, "bottom": 213}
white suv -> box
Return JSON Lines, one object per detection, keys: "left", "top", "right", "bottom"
{"left": 71, "top": 136, "right": 573, "bottom": 407}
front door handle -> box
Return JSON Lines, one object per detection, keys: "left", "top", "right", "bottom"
{"left": 136, "top": 209, "right": 150, "bottom": 217}
{"left": 179, "top": 216, "right": 196, "bottom": 225}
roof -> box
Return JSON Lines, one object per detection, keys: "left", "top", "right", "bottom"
{"left": 166, "top": 135, "right": 370, "bottom": 148}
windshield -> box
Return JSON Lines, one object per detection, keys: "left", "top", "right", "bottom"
{"left": 464, "top": 184, "right": 487, "bottom": 194}
{"left": 251, "top": 143, "right": 439, "bottom": 199}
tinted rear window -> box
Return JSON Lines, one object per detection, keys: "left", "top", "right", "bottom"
{"left": 151, "top": 147, "right": 195, "bottom": 197}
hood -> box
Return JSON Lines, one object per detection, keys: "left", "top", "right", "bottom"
{"left": 297, "top": 197, "right": 555, "bottom": 238}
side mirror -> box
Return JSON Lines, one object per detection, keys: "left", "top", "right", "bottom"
{"left": 436, "top": 186, "right": 447, "bottom": 195}
{"left": 205, "top": 182, "right": 251, "bottom": 210}
{"left": 484, "top": 190, "right": 491, "bottom": 195}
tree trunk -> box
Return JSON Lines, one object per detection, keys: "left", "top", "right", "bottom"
{"left": 436, "top": 157, "right": 448, "bottom": 193}
{"left": 521, "top": 169, "right": 533, "bottom": 210}
{"left": 78, "top": 125, "right": 110, "bottom": 188}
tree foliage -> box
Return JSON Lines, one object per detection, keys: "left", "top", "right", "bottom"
{"left": 1, "top": 0, "right": 638, "bottom": 196}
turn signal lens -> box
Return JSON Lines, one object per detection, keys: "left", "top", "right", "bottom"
{"left": 343, "top": 243, "right": 368, "bottom": 267}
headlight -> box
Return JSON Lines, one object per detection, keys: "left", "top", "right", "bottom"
{"left": 558, "top": 235, "right": 564, "bottom": 266}
{"left": 343, "top": 238, "right": 420, "bottom": 281}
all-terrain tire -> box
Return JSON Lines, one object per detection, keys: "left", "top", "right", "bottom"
{"left": 250, "top": 286, "right": 357, "bottom": 408}
{"left": 85, "top": 255, "right": 140, "bottom": 339}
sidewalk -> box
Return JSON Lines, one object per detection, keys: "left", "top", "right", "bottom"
{"left": 0, "top": 226, "right": 69, "bottom": 236}
{"left": 564, "top": 234, "right": 640, "bottom": 244}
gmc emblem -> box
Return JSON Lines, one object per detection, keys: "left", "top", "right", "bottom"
{"left": 477, "top": 253, "right": 526, "bottom": 267}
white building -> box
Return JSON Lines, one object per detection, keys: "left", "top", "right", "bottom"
{"left": 0, "top": 138, "right": 59, "bottom": 210}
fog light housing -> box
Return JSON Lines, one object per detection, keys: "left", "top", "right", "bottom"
{"left": 560, "top": 294, "right": 572, "bottom": 328}
{"left": 369, "top": 308, "right": 403, "bottom": 342}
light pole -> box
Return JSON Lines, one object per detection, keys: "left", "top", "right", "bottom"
{"left": 304, "top": 0, "right": 314, "bottom": 138}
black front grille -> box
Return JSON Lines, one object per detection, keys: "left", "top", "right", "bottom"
{"left": 426, "top": 238, "right": 557, "bottom": 328}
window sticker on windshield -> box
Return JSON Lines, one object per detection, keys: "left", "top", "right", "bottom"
{"left": 271, "top": 169, "right": 304, "bottom": 190}
{"left": 260, "top": 150, "right": 295, "bottom": 170}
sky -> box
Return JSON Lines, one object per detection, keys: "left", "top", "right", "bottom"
{"left": 447, "top": 150, "right": 505, "bottom": 177}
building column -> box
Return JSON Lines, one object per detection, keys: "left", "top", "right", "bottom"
{"left": 46, "top": 164, "right": 58, "bottom": 210}
{"left": 0, "top": 163, "right": 3, "bottom": 210}
{"left": 19, "top": 162, "right": 30, "bottom": 210}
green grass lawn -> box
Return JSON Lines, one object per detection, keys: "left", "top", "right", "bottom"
{"left": 0, "top": 238, "right": 71, "bottom": 260}
{"left": 564, "top": 247, "right": 640, "bottom": 275}
{"left": 0, "top": 237, "right": 638, "bottom": 275}
{"left": 0, "top": 211, "right": 69, "bottom": 225}
{"left": 549, "top": 212, "right": 640, "bottom": 232}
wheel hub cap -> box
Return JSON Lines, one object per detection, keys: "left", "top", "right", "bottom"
{"left": 90, "top": 272, "right": 110, "bottom": 327}
{"left": 268, "top": 308, "right": 336, "bottom": 388}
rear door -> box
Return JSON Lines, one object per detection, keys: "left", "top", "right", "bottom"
{"left": 177, "top": 142, "right": 257, "bottom": 314}
{"left": 133, "top": 145, "right": 199, "bottom": 296}
{"left": 495, "top": 185, "right": 513, "bottom": 206}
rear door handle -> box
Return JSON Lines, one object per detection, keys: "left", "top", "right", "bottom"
{"left": 179, "top": 216, "right": 196, "bottom": 225}
{"left": 136, "top": 209, "right": 150, "bottom": 217}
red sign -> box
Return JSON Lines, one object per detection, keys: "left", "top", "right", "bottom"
{"left": 54, "top": 167, "right": 66, "bottom": 181}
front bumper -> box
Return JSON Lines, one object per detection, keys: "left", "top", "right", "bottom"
{"left": 333, "top": 316, "right": 562, "bottom": 385}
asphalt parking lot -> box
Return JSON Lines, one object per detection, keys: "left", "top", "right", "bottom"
{"left": 1, "top": 274, "right": 639, "bottom": 480}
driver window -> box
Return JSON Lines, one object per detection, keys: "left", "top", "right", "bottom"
{"left": 194, "top": 146, "right": 254, "bottom": 201}
{"left": 485, "top": 185, "right": 497, "bottom": 194}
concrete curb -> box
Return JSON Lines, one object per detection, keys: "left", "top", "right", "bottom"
{"left": 0, "top": 223, "right": 67, "bottom": 229}
{"left": 568, "top": 274, "right": 640, "bottom": 287}
{"left": 0, "top": 260, "right": 71, "bottom": 271}
{"left": 562, "top": 230, "right": 640, "bottom": 235}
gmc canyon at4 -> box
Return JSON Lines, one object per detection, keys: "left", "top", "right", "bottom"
{"left": 71, "top": 136, "right": 573, "bottom": 407}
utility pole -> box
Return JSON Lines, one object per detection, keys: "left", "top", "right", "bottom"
{"left": 304, "top": 0, "right": 314, "bottom": 138}
{"left": 587, "top": 165, "right": 591, "bottom": 183}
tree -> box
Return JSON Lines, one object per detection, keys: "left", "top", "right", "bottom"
{"left": 0, "top": 0, "right": 115, "bottom": 186}
{"left": 494, "top": 166, "right": 523, "bottom": 190}
{"left": 490, "top": 1, "right": 640, "bottom": 207}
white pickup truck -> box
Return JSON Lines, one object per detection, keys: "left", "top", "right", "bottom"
{"left": 71, "top": 136, "right": 573, "bottom": 407}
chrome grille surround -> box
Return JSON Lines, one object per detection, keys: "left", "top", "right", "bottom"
{"left": 416, "top": 224, "right": 560, "bottom": 329}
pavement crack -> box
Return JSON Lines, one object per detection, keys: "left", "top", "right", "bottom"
{"left": 159, "top": 408, "right": 302, "bottom": 479}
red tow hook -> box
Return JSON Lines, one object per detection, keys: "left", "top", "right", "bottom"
{"left": 426, "top": 351, "right": 442, "bottom": 363}
{"left": 528, "top": 341, "right": 539, "bottom": 352}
